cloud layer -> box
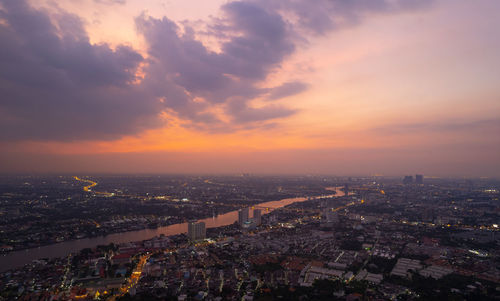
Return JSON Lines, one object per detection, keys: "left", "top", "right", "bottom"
{"left": 0, "top": 0, "right": 432, "bottom": 141}
{"left": 0, "top": 0, "right": 157, "bottom": 140}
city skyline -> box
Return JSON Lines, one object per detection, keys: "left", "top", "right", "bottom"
{"left": 0, "top": 0, "right": 499, "bottom": 176}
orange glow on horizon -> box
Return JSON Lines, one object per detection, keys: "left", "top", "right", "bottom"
{"left": 0, "top": 0, "right": 499, "bottom": 177}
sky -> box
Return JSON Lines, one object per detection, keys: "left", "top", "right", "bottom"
{"left": 0, "top": 0, "right": 499, "bottom": 176}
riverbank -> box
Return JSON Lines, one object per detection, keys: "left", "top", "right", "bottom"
{"left": 0, "top": 188, "right": 345, "bottom": 272}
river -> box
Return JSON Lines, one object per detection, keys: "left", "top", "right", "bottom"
{"left": 0, "top": 187, "right": 346, "bottom": 272}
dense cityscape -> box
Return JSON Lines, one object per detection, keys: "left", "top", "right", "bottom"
{"left": 0, "top": 175, "right": 499, "bottom": 300}
{"left": 1, "top": 0, "right": 500, "bottom": 300}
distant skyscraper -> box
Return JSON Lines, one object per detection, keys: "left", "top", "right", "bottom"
{"left": 238, "top": 207, "right": 249, "bottom": 226}
{"left": 403, "top": 176, "right": 413, "bottom": 184}
{"left": 415, "top": 174, "right": 423, "bottom": 184}
{"left": 188, "top": 221, "right": 206, "bottom": 241}
{"left": 253, "top": 209, "right": 262, "bottom": 226}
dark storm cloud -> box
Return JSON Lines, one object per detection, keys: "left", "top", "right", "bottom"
{"left": 0, "top": 0, "right": 433, "bottom": 141}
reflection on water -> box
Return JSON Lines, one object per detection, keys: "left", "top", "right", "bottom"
{"left": 0, "top": 188, "right": 345, "bottom": 271}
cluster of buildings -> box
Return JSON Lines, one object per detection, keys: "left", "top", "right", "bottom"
{"left": 0, "top": 176, "right": 499, "bottom": 300}
{"left": 403, "top": 174, "right": 424, "bottom": 185}
{"left": 237, "top": 207, "right": 262, "bottom": 229}
{"left": 0, "top": 175, "right": 328, "bottom": 253}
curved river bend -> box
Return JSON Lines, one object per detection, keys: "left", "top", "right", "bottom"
{"left": 0, "top": 188, "right": 345, "bottom": 271}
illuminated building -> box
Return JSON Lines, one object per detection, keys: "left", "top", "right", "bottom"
{"left": 188, "top": 221, "right": 206, "bottom": 241}
{"left": 253, "top": 209, "right": 262, "bottom": 226}
{"left": 238, "top": 207, "right": 249, "bottom": 226}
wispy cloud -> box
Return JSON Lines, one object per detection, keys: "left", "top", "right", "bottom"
{"left": 371, "top": 119, "right": 500, "bottom": 135}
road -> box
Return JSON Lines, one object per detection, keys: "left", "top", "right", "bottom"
{"left": 74, "top": 176, "right": 114, "bottom": 196}
{"left": 104, "top": 190, "right": 366, "bottom": 299}
{"left": 73, "top": 176, "right": 98, "bottom": 192}
{"left": 108, "top": 253, "right": 151, "bottom": 300}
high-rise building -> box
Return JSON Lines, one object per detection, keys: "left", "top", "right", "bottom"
{"left": 415, "top": 174, "right": 423, "bottom": 184}
{"left": 187, "top": 221, "right": 206, "bottom": 241}
{"left": 253, "top": 209, "right": 262, "bottom": 226}
{"left": 403, "top": 176, "right": 413, "bottom": 184}
{"left": 344, "top": 184, "right": 349, "bottom": 195}
{"left": 238, "top": 207, "right": 249, "bottom": 226}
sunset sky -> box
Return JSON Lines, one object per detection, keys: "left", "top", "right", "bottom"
{"left": 1, "top": 0, "right": 499, "bottom": 176}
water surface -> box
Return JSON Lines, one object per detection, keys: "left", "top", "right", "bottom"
{"left": 0, "top": 188, "right": 345, "bottom": 271}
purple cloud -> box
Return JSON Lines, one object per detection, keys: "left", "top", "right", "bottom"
{"left": 94, "top": 0, "right": 126, "bottom": 4}
{"left": 255, "top": 0, "right": 434, "bottom": 35}
{"left": 0, "top": 0, "right": 161, "bottom": 141}
{"left": 372, "top": 119, "right": 500, "bottom": 135}
{"left": 0, "top": 0, "right": 433, "bottom": 141}
{"left": 136, "top": 1, "right": 298, "bottom": 125}
{"left": 266, "top": 81, "right": 309, "bottom": 100}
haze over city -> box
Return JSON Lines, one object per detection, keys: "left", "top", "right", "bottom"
{"left": 0, "top": 0, "right": 499, "bottom": 176}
